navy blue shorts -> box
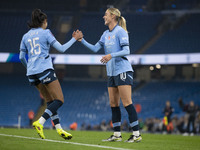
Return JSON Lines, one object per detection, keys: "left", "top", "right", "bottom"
{"left": 28, "top": 69, "right": 57, "bottom": 86}
{"left": 107, "top": 71, "right": 133, "bottom": 87}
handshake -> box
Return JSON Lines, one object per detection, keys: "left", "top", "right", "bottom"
{"left": 72, "top": 30, "right": 83, "bottom": 41}
{"left": 71, "top": 29, "right": 112, "bottom": 64}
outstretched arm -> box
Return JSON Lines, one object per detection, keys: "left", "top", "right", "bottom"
{"left": 52, "top": 30, "right": 83, "bottom": 53}
{"left": 52, "top": 38, "right": 76, "bottom": 53}
{"left": 19, "top": 51, "right": 27, "bottom": 68}
{"left": 81, "top": 38, "right": 102, "bottom": 53}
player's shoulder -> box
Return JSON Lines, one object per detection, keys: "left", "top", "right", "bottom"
{"left": 44, "top": 28, "right": 54, "bottom": 34}
{"left": 22, "top": 29, "right": 31, "bottom": 40}
{"left": 44, "top": 29, "right": 55, "bottom": 37}
{"left": 116, "top": 25, "right": 127, "bottom": 34}
{"left": 102, "top": 29, "right": 109, "bottom": 35}
{"left": 44, "top": 28, "right": 50, "bottom": 32}
{"left": 116, "top": 25, "right": 123, "bottom": 30}
{"left": 100, "top": 30, "right": 109, "bottom": 39}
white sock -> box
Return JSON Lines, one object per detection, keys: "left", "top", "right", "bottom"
{"left": 39, "top": 117, "right": 46, "bottom": 126}
{"left": 55, "top": 124, "right": 62, "bottom": 130}
{"left": 133, "top": 131, "right": 140, "bottom": 136}
{"left": 114, "top": 132, "right": 121, "bottom": 137}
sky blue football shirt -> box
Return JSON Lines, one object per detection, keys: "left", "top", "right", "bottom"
{"left": 20, "top": 28, "right": 56, "bottom": 76}
{"left": 99, "top": 25, "right": 133, "bottom": 76}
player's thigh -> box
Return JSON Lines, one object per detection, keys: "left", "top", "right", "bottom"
{"left": 44, "top": 79, "right": 64, "bottom": 103}
{"left": 118, "top": 85, "right": 132, "bottom": 107}
{"left": 108, "top": 87, "right": 120, "bottom": 107}
{"left": 35, "top": 83, "right": 53, "bottom": 102}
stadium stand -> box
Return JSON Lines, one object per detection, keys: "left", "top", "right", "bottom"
{"left": 63, "top": 13, "right": 107, "bottom": 54}
{"left": 133, "top": 80, "right": 200, "bottom": 119}
{"left": 164, "top": 0, "right": 200, "bottom": 10}
{"left": 0, "top": 0, "right": 200, "bottom": 130}
{"left": 2, "top": 12, "right": 200, "bottom": 55}
{"left": 126, "top": 13, "right": 162, "bottom": 53}
{"left": 0, "top": 74, "right": 40, "bottom": 127}
{"left": 146, "top": 0, "right": 200, "bottom": 11}
{"left": 145, "top": 13, "right": 200, "bottom": 54}
{"left": 63, "top": 13, "right": 162, "bottom": 54}
{"left": 1, "top": 10, "right": 199, "bottom": 55}
{"left": 0, "top": 11, "right": 162, "bottom": 54}
{"left": 0, "top": 12, "right": 54, "bottom": 53}
{"left": 0, "top": 74, "right": 200, "bottom": 128}
{"left": 124, "top": 0, "right": 149, "bottom": 12}
{"left": 0, "top": 12, "right": 29, "bottom": 53}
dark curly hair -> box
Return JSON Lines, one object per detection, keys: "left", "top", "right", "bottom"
{"left": 27, "top": 9, "right": 47, "bottom": 28}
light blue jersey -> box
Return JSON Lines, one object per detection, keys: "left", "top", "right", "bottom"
{"left": 20, "top": 28, "right": 56, "bottom": 76}
{"left": 81, "top": 25, "right": 133, "bottom": 76}
{"left": 99, "top": 25, "right": 133, "bottom": 76}
{"left": 20, "top": 27, "right": 77, "bottom": 76}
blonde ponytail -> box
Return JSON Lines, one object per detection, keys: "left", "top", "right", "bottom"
{"left": 118, "top": 16, "right": 127, "bottom": 32}
{"left": 107, "top": 8, "right": 128, "bottom": 32}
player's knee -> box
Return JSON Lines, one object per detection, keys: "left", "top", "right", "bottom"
{"left": 53, "top": 98, "right": 64, "bottom": 103}
{"left": 122, "top": 98, "right": 132, "bottom": 107}
{"left": 109, "top": 100, "right": 119, "bottom": 107}
{"left": 53, "top": 95, "right": 64, "bottom": 103}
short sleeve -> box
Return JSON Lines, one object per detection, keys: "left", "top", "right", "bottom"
{"left": 98, "top": 31, "right": 106, "bottom": 46}
{"left": 46, "top": 29, "right": 56, "bottom": 46}
{"left": 118, "top": 29, "right": 129, "bottom": 46}
{"left": 20, "top": 35, "right": 27, "bottom": 52}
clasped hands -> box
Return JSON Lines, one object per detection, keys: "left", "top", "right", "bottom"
{"left": 72, "top": 30, "right": 112, "bottom": 64}
{"left": 72, "top": 30, "right": 83, "bottom": 41}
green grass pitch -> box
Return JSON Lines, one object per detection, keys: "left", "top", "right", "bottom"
{"left": 0, "top": 128, "right": 199, "bottom": 150}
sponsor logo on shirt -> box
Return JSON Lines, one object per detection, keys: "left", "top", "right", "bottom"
{"left": 122, "top": 37, "right": 128, "bottom": 41}
{"left": 105, "top": 42, "right": 115, "bottom": 46}
{"left": 108, "top": 36, "right": 111, "bottom": 40}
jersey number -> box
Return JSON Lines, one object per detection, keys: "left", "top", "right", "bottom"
{"left": 28, "top": 37, "right": 41, "bottom": 55}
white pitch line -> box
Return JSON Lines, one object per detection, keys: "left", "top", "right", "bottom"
{"left": 0, "top": 133, "right": 135, "bottom": 150}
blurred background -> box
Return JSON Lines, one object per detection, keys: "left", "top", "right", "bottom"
{"left": 0, "top": 0, "right": 200, "bottom": 134}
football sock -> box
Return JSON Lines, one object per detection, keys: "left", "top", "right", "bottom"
{"left": 114, "top": 132, "right": 121, "bottom": 137}
{"left": 51, "top": 113, "right": 62, "bottom": 129}
{"left": 133, "top": 131, "right": 140, "bottom": 136}
{"left": 41, "top": 100, "right": 63, "bottom": 124}
{"left": 55, "top": 124, "right": 62, "bottom": 130}
{"left": 47, "top": 101, "right": 53, "bottom": 106}
{"left": 125, "top": 104, "right": 139, "bottom": 132}
{"left": 111, "top": 107, "right": 121, "bottom": 132}
{"left": 38, "top": 116, "right": 46, "bottom": 126}
{"left": 47, "top": 101, "right": 61, "bottom": 129}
